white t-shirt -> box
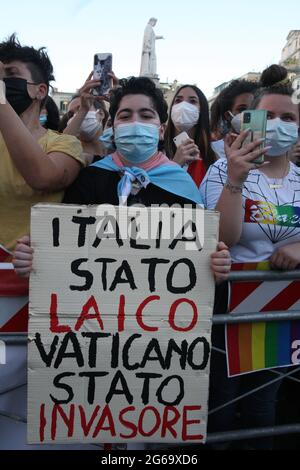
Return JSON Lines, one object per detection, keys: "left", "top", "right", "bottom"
{"left": 200, "top": 158, "right": 300, "bottom": 263}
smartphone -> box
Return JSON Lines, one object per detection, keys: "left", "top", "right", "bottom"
{"left": 240, "top": 110, "right": 267, "bottom": 164}
{"left": 93, "top": 53, "right": 113, "bottom": 96}
{"left": 173, "top": 131, "right": 189, "bottom": 148}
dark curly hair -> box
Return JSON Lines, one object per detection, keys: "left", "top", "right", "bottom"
{"left": 0, "top": 33, "right": 54, "bottom": 93}
{"left": 210, "top": 79, "right": 259, "bottom": 134}
{"left": 109, "top": 76, "right": 168, "bottom": 124}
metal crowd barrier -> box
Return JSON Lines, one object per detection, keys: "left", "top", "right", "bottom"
{"left": 1, "top": 269, "right": 300, "bottom": 449}
{"left": 205, "top": 269, "right": 300, "bottom": 448}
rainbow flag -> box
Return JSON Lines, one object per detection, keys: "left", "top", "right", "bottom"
{"left": 226, "top": 262, "right": 300, "bottom": 376}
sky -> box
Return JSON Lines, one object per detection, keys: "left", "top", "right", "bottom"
{"left": 1, "top": 0, "right": 300, "bottom": 98}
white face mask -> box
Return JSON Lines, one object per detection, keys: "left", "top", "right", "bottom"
{"left": 171, "top": 101, "right": 200, "bottom": 131}
{"left": 79, "top": 111, "right": 102, "bottom": 141}
{"left": 228, "top": 111, "right": 242, "bottom": 134}
{"left": 265, "top": 118, "right": 299, "bottom": 157}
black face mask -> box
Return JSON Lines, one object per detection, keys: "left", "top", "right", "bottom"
{"left": 3, "top": 77, "right": 34, "bottom": 115}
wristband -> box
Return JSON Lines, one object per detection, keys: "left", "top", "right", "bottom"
{"left": 225, "top": 179, "right": 243, "bottom": 194}
{"left": 0, "top": 79, "right": 6, "bottom": 104}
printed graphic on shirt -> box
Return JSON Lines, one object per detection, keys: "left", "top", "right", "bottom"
{"left": 200, "top": 160, "right": 300, "bottom": 249}
{"left": 245, "top": 199, "right": 300, "bottom": 228}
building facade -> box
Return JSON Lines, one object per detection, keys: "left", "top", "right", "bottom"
{"left": 51, "top": 89, "right": 76, "bottom": 116}
{"left": 280, "top": 30, "right": 300, "bottom": 88}
{"left": 208, "top": 72, "right": 261, "bottom": 106}
{"left": 281, "top": 30, "right": 300, "bottom": 70}
{"left": 209, "top": 30, "right": 300, "bottom": 107}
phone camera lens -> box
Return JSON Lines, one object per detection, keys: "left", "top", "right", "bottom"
{"left": 244, "top": 113, "right": 251, "bottom": 124}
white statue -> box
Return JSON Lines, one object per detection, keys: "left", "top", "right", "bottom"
{"left": 140, "top": 18, "right": 164, "bottom": 78}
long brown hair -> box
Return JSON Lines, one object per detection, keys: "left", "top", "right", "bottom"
{"left": 164, "top": 85, "right": 216, "bottom": 170}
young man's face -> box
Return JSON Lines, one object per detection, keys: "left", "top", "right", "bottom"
{"left": 113, "top": 94, "right": 165, "bottom": 140}
{"left": 3, "top": 60, "right": 47, "bottom": 100}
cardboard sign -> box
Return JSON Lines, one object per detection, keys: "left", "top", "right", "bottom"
{"left": 28, "top": 203, "right": 219, "bottom": 444}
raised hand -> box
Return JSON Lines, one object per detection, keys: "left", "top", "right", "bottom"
{"left": 173, "top": 138, "right": 200, "bottom": 167}
{"left": 211, "top": 241, "right": 231, "bottom": 283}
{"left": 225, "top": 130, "right": 271, "bottom": 187}
{"left": 13, "top": 235, "right": 33, "bottom": 278}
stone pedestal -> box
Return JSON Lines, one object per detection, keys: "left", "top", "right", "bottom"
{"left": 142, "top": 73, "right": 160, "bottom": 87}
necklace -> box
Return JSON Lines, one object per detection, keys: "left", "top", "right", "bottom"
{"left": 261, "top": 158, "right": 290, "bottom": 190}
{"left": 270, "top": 184, "right": 283, "bottom": 189}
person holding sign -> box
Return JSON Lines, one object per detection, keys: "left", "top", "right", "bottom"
{"left": 14, "top": 76, "right": 231, "bottom": 283}
{"left": 12, "top": 77, "right": 230, "bottom": 450}
{"left": 60, "top": 75, "right": 225, "bottom": 283}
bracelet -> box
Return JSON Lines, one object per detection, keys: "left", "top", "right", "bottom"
{"left": 0, "top": 79, "right": 6, "bottom": 105}
{"left": 224, "top": 179, "right": 243, "bottom": 194}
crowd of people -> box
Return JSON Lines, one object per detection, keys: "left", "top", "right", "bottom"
{"left": 1, "top": 34, "right": 300, "bottom": 450}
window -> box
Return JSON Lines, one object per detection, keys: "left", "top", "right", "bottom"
{"left": 60, "top": 101, "right": 68, "bottom": 113}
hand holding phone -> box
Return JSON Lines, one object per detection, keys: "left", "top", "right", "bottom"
{"left": 225, "top": 113, "right": 271, "bottom": 188}
{"left": 240, "top": 110, "right": 267, "bottom": 164}
{"left": 93, "top": 53, "right": 113, "bottom": 96}
{"left": 173, "top": 131, "right": 190, "bottom": 148}
{"left": 173, "top": 132, "right": 200, "bottom": 167}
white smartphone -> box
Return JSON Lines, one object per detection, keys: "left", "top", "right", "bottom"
{"left": 173, "top": 131, "right": 189, "bottom": 148}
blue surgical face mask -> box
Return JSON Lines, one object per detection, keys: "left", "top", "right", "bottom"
{"left": 114, "top": 121, "right": 160, "bottom": 163}
{"left": 39, "top": 114, "right": 47, "bottom": 125}
{"left": 99, "top": 127, "right": 116, "bottom": 153}
{"left": 266, "top": 118, "right": 299, "bottom": 157}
